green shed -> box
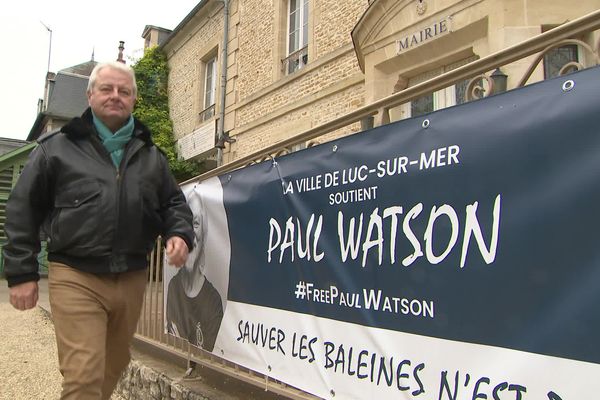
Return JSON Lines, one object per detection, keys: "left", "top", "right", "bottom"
{"left": 0, "top": 141, "right": 48, "bottom": 275}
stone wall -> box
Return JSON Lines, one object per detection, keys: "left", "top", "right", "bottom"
{"left": 230, "top": 0, "right": 368, "bottom": 161}
{"left": 164, "top": 0, "right": 599, "bottom": 166}
{"left": 115, "top": 360, "right": 209, "bottom": 400}
{"left": 313, "top": 0, "right": 366, "bottom": 59}
{"left": 230, "top": 74, "right": 365, "bottom": 160}
{"left": 165, "top": 0, "right": 369, "bottom": 165}
{"left": 236, "top": 0, "right": 276, "bottom": 100}
{"left": 165, "top": 2, "right": 227, "bottom": 140}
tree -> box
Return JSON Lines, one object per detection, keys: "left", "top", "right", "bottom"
{"left": 132, "top": 46, "right": 201, "bottom": 182}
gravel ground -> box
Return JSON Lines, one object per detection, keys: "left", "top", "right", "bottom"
{"left": 0, "top": 303, "right": 124, "bottom": 400}
{"left": 0, "top": 303, "right": 62, "bottom": 399}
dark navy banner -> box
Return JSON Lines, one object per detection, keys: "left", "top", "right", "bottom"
{"left": 167, "top": 66, "right": 600, "bottom": 399}
{"left": 223, "top": 66, "right": 600, "bottom": 364}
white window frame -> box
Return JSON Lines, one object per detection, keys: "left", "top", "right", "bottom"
{"left": 200, "top": 56, "right": 218, "bottom": 122}
{"left": 204, "top": 56, "right": 217, "bottom": 110}
{"left": 285, "top": 0, "right": 309, "bottom": 74}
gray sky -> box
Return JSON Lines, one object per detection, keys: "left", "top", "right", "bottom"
{"left": 0, "top": 0, "right": 200, "bottom": 140}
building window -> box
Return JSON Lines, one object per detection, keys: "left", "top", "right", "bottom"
{"left": 409, "top": 88, "right": 462, "bottom": 117}
{"left": 395, "top": 56, "right": 477, "bottom": 120}
{"left": 283, "top": 0, "right": 309, "bottom": 74}
{"left": 543, "top": 44, "right": 578, "bottom": 79}
{"left": 200, "top": 56, "right": 217, "bottom": 122}
{"left": 453, "top": 79, "right": 469, "bottom": 106}
{"left": 410, "top": 95, "right": 434, "bottom": 117}
{"left": 407, "top": 78, "right": 471, "bottom": 118}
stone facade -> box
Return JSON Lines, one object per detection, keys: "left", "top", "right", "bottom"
{"left": 164, "top": 1, "right": 226, "bottom": 140}
{"left": 353, "top": 0, "right": 600, "bottom": 106}
{"left": 163, "top": 0, "right": 368, "bottom": 165}
{"left": 162, "top": 0, "right": 599, "bottom": 166}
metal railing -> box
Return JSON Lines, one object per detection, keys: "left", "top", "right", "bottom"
{"left": 282, "top": 46, "right": 309, "bottom": 75}
{"left": 135, "top": 9, "right": 600, "bottom": 399}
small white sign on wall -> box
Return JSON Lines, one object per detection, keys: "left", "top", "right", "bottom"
{"left": 177, "top": 120, "right": 217, "bottom": 160}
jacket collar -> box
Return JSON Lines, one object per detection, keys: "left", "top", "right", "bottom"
{"left": 61, "top": 108, "right": 154, "bottom": 146}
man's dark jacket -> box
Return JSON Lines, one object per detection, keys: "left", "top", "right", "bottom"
{"left": 3, "top": 108, "right": 194, "bottom": 287}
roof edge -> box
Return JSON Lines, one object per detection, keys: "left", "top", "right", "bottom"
{"left": 159, "top": 0, "right": 211, "bottom": 51}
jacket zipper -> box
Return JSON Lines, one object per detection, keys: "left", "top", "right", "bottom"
{"left": 91, "top": 131, "right": 144, "bottom": 271}
{"left": 110, "top": 137, "right": 145, "bottom": 271}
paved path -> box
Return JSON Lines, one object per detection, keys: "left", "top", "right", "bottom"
{"left": 0, "top": 278, "right": 124, "bottom": 400}
{"left": 0, "top": 302, "right": 61, "bottom": 399}
{"left": 1, "top": 279, "right": 283, "bottom": 400}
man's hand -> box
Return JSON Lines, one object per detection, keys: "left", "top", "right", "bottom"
{"left": 166, "top": 236, "right": 190, "bottom": 267}
{"left": 9, "top": 281, "right": 39, "bottom": 311}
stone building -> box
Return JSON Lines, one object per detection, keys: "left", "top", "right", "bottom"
{"left": 149, "top": 0, "right": 599, "bottom": 167}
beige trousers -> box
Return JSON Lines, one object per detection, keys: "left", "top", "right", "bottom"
{"left": 48, "top": 262, "right": 147, "bottom": 400}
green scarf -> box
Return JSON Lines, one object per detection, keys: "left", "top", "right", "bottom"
{"left": 92, "top": 112, "right": 135, "bottom": 168}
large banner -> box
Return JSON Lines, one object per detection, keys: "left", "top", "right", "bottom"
{"left": 165, "top": 66, "right": 600, "bottom": 399}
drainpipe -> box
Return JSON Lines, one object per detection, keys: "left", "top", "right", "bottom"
{"left": 217, "top": 0, "right": 230, "bottom": 167}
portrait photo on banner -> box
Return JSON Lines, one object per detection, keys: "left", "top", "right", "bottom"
{"left": 163, "top": 177, "right": 231, "bottom": 352}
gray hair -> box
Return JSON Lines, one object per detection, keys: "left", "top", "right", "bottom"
{"left": 190, "top": 186, "right": 208, "bottom": 248}
{"left": 87, "top": 61, "right": 138, "bottom": 97}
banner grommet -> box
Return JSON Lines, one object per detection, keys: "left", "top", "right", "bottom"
{"left": 562, "top": 79, "right": 575, "bottom": 92}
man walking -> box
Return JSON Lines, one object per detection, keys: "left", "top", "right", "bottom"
{"left": 3, "top": 61, "right": 194, "bottom": 399}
